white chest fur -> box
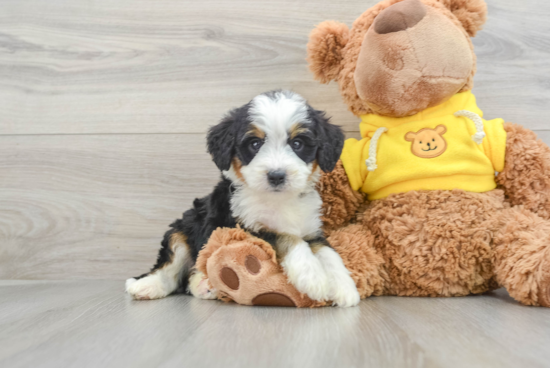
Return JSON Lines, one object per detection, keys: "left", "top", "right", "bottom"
{"left": 230, "top": 187, "right": 322, "bottom": 238}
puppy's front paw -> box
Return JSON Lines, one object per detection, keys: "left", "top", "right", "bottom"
{"left": 188, "top": 270, "right": 218, "bottom": 300}
{"left": 330, "top": 281, "right": 360, "bottom": 308}
{"left": 316, "top": 247, "right": 360, "bottom": 308}
{"left": 281, "top": 245, "right": 329, "bottom": 302}
{"left": 125, "top": 275, "right": 169, "bottom": 300}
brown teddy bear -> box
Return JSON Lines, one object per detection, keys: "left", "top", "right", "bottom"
{"left": 197, "top": 0, "right": 550, "bottom": 307}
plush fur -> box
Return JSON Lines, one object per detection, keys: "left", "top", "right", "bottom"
{"left": 196, "top": 0, "right": 550, "bottom": 308}
{"left": 438, "top": 0, "right": 488, "bottom": 36}
{"left": 496, "top": 123, "right": 550, "bottom": 220}
{"left": 318, "top": 161, "right": 365, "bottom": 235}
{"left": 307, "top": 21, "right": 350, "bottom": 85}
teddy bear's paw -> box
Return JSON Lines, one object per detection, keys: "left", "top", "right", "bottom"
{"left": 281, "top": 243, "right": 330, "bottom": 302}
{"left": 187, "top": 270, "right": 218, "bottom": 300}
{"left": 315, "top": 247, "right": 360, "bottom": 307}
{"left": 125, "top": 275, "right": 170, "bottom": 300}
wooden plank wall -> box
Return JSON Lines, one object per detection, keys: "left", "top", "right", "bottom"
{"left": 0, "top": 0, "right": 549, "bottom": 279}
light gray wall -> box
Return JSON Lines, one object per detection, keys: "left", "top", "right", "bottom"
{"left": 0, "top": 0, "right": 549, "bottom": 279}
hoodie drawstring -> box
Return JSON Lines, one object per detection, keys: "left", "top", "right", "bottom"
{"left": 365, "top": 127, "right": 388, "bottom": 172}
{"left": 454, "top": 110, "right": 486, "bottom": 144}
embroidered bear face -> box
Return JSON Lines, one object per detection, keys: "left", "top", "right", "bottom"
{"left": 405, "top": 125, "right": 447, "bottom": 158}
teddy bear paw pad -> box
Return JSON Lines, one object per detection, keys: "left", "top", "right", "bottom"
{"left": 245, "top": 255, "right": 261, "bottom": 274}
{"left": 252, "top": 292, "right": 297, "bottom": 307}
{"left": 220, "top": 267, "right": 240, "bottom": 290}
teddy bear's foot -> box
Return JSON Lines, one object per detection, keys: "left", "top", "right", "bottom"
{"left": 196, "top": 228, "right": 325, "bottom": 308}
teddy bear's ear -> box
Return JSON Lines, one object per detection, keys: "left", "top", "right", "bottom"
{"left": 438, "top": 0, "right": 488, "bottom": 37}
{"left": 307, "top": 21, "right": 350, "bottom": 84}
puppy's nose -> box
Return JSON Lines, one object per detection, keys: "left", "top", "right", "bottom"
{"left": 267, "top": 170, "right": 286, "bottom": 187}
{"left": 374, "top": 0, "right": 427, "bottom": 35}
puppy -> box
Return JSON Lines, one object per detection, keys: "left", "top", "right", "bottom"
{"left": 126, "top": 90, "right": 360, "bottom": 307}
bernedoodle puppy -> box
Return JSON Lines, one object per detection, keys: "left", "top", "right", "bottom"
{"left": 126, "top": 90, "right": 360, "bottom": 307}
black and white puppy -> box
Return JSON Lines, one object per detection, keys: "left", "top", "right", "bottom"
{"left": 126, "top": 90, "right": 360, "bottom": 307}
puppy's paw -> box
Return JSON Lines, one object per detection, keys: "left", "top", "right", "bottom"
{"left": 281, "top": 245, "right": 329, "bottom": 302}
{"left": 125, "top": 275, "right": 169, "bottom": 300}
{"left": 316, "top": 247, "right": 360, "bottom": 308}
{"left": 188, "top": 270, "right": 218, "bottom": 300}
{"left": 330, "top": 280, "right": 360, "bottom": 308}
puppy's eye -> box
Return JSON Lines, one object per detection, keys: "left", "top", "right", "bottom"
{"left": 291, "top": 139, "right": 304, "bottom": 151}
{"left": 249, "top": 138, "right": 263, "bottom": 152}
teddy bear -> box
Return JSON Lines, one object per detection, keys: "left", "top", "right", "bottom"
{"left": 196, "top": 0, "right": 550, "bottom": 308}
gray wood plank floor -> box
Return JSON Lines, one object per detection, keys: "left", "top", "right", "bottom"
{"left": 1, "top": 280, "right": 549, "bottom": 368}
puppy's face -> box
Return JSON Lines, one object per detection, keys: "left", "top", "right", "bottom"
{"left": 207, "top": 91, "right": 344, "bottom": 194}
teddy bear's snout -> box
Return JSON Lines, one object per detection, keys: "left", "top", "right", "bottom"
{"left": 374, "top": 0, "right": 427, "bottom": 35}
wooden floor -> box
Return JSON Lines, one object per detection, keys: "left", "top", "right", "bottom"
{"left": 1, "top": 280, "right": 549, "bottom": 368}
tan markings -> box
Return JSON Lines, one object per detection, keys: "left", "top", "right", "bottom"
{"left": 309, "top": 242, "right": 325, "bottom": 254}
{"left": 289, "top": 123, "right": 308, "bottom": 139}
{"left": 232, "top": 157, "right": 246, "bottom": 183}
{"left": 308, "top": 160, "right": 319, "bottom": 181}
{"left": 164, "top": 232, "right": 189, "bottom": 269}
{"left": 405, "top": 125, "right": 448, "bottom": 159}
{"left": 169, "top": 232, "right": 188, "bottom": 250}
{"left": 274, "top": 233, "right": 302, "bottom": 263}
{"left": 245, "top": 125, "right": 265, "bottom": 139}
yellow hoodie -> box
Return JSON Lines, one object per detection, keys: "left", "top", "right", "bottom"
{"left": 341, "top": 91, "right": 507, "bottom": 200}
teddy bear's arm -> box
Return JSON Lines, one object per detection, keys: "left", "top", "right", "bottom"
{"left": 318, "top": 160, "right": 365, "bottom": 235}
{"left": 496, "top": 123, "right": 550, "bottom": 220}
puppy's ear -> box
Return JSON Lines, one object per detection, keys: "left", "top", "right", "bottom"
{"left": 207, "top": 111, "right": 238, "bottom": 171}
{"left": 307, "top": 21, "right": 350, "bottom": 84}
{"left": 309, "top": 107, "right": 344, "bottom": 173}
{"left": 438, "top": 0, "right": 487, "bottom": 36}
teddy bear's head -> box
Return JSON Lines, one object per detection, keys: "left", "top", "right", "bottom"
{"left": 307, "top": 0, "right": 487, "bottom": 117}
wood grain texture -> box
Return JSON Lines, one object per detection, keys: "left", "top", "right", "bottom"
{"left": 0, "top": 280, "right": 549, "bottom": 368}
{"left": 0, "top": 0, "right": 549, "bottom": 135}
{"left": 0, "top": 0, "right": 549, "bottom": 280}
{"left": 0, "top": 133, "right": 220, "bottom": 279}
